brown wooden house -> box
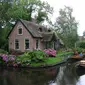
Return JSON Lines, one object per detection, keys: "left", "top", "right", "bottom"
{"left": 7, "top": 19, "right": 63, "bottom": 52}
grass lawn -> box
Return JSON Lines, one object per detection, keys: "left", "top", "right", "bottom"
{"left": 30, "top": 56, "right": 64, "bottom": 67}
{"left": 30, "top": 52, "right": 73, "bottom": 67}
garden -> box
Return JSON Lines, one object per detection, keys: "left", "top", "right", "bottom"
{"left": 0, "top": 49, "right": 73, "bottom": 68}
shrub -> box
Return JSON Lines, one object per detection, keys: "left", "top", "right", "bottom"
{"left": 76, "top": 41, "right": 85, "bottom": 49}
{"left": 44, "top": 49, "right": 56, "bottom": 57}
{"left": 15, "top": 54, "right": 31, "bottom": 66}
{"left": 25, "top": 50, "right": 46, "bottom": 62}
{"left": 0, "top": 54, "right": 8, "bottom": 65}
{"left": 0, "top": 49, "right": 8, "bottom": 54}
{"left": 0, "top": 54, "right": 16, "bottom": 66}
{"left": 14, "top": 50, "right": 46, "bottom": 66}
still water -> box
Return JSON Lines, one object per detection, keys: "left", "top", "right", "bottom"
{"left": 0, "top": 64, "right": 85, "bottom": 85}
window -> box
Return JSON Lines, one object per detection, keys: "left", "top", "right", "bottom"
{"left": 15, "top": 39, "right": 19, "bottom": 49}
{"left": 36, "top": 39, "right": 39, "bottom": 49}
{"left": 18, "top": 28, "right": 22, "bottom": 34}
{"left": 25, "top": 39, "right": 29, "bottom": 49}
{"left": 18, "top": 26, "right": 23, "bottom": 35}
{"left": 39, "top": 28, "right": 42, "bottom": 32}
{"left": 48, "top": 29, "right": 51, "bottom": 32}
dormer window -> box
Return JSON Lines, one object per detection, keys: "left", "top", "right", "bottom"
{"left": 39, "top": 27, "right": 42, "bottom": 32}
{"left": 18, "top": 26, "right": 23, "bottom": 35}
{"left": 48, "top": 29, "right": 51, "bottom": 32}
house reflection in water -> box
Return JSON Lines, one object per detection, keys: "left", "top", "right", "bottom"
{"left": 54, "top": 64, "right": 79, "bottom": 85}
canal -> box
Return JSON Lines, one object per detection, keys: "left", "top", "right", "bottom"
{"left": 0, "top": 63, "right": 85, "bottom": 85}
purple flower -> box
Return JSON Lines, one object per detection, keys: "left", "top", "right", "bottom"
{"left": 2, "top": 54, "right": 8, "bottom": 62}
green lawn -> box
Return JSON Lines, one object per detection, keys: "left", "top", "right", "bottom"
{"left": 30, "top": 52, "right": 73, "bottom": 67}
{"left": 30, "top": 56, "right": 64, "bottom": 66}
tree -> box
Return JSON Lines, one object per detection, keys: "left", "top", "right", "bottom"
{"left": 55, "top": 6, "right": 78, "bottom": 48}
{"left": 6, "top": 0, "right": 53, "bottom": 23}
{"left": 0, "top": 1, "right": 11, "bottom": 28}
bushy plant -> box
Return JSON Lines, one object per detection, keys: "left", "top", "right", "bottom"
{"left": 0, "top": 54, "right": 8, "bottom": 62}
{"left": 15, "top": 50, "right": 46, "bottom": 66}
{"left": 24, "top": 50, "right": 46, "bottom": 62}
{"left": 15, "top": 55, "right": 31, "bottom": 66}
{"left": 0, "top": 54, "right": 16, "bottom": 66}
{"left": 76, "top": 41, "right": 85, "bottom": 49}
{"left": 0, "top": 49, "right": 8, "bottom": 54}
{"left": 73, "top": 47, "right": 85, "bottom": 54}
{"left": 44, "top": 49, "right": 56, "bottom": 57}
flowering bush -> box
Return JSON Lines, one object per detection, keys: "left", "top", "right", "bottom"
{"left": 0, "top": 49, "right": 57, "bottom": 67}
{"left": 44, "top": 49, "right": 56, "bottom": 57}
{"left": 0, "top": 54, "right": 8, "bottom": 62}
{"left": 0, "top": 54, "right": 16, "bottom": 66}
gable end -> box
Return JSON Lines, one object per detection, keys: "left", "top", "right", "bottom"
{"left": 7, "top": 19, "right": 41, "bottom": 38}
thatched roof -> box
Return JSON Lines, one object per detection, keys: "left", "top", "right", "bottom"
{"left": 7, "top": 19, "right": 49, "bottom": 38}
{"left": 7, "top": 19, "right": 63, "bottom": 44}
{"left": 20, "top": 19, "right": 42, "bottom": 38}
{"left": 41, "top": 32, "right": 57, "bottom": 42}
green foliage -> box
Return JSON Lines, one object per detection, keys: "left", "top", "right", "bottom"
{"left": 15, "top": 50, "right": 46, "bottom": 66}
{"left": 55, "top": 6, "right": 78, "bottom": 48}
{"left": 76, "top": 41, "right": 85, "bottom": 49}
{"left": 0, "top": 49, "right": 8, "bottom": 54}
{"left": 36, "top": 9, "right": 48, "bottom": 23}
{"left": 25, "top": 50, "right": 46, "bottom": 62}
{"left": 0, "top": 50, "right": 74, "bottom": 67}
{"left": 15, "top": 55, "right": 31, "bottom": 66}
{"left": 75, "top": 47, "right": 83, "bottom": 53}
{"left": 56, "top": 52, "right": 73, "bottom": 57}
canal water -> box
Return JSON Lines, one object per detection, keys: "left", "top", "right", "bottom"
{"left": 0, "top": 64, "right": 85, "bottom": 85}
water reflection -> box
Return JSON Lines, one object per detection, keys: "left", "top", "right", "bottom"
{"left": 54, "top": 64, "right": 79, "bottom": 85}
{"left": 76, "top": 75, "right": 85, "bottom": 85}
{"left": 0, "top": 67, "right": 58, "bottom": 85}
{"left": 0, "top": 64, "right": 85, "bottom": 85}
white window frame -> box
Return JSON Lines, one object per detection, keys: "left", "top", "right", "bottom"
{"left": 14, "top": 39, "right": 20, "bottom": 50}
{"left": 24, "top": 38, "right": 30, "bottom": 50}
{"left": 17, "top": 25, "right": 23, "bottom": 35}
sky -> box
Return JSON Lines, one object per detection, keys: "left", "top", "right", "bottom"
{"left": 42, "top": 0, "right": 85, "bottom": 36}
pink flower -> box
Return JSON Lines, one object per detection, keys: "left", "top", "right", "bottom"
{"left": 44, "top": 49, "right": 56, "bottom": 57}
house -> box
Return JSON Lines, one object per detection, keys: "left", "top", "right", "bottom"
{"left": 7, "top": 19, "right": 63, "bottom": 52}
{"left": 79, "top": 36, "right": 85, "bottom": 41}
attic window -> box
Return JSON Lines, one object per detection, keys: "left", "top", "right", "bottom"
{"left": 48, "top": 29, "right": 51, "bottom": 32}
{"left": 18, "top": 26, "right": 23, "bottom": 35}
{"left": 39, "top": 27, "right": 42, "bottom": 32}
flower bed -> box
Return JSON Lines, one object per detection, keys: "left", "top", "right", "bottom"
{"left": 0, "top": 49, "right": 73, "bottom": 68}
